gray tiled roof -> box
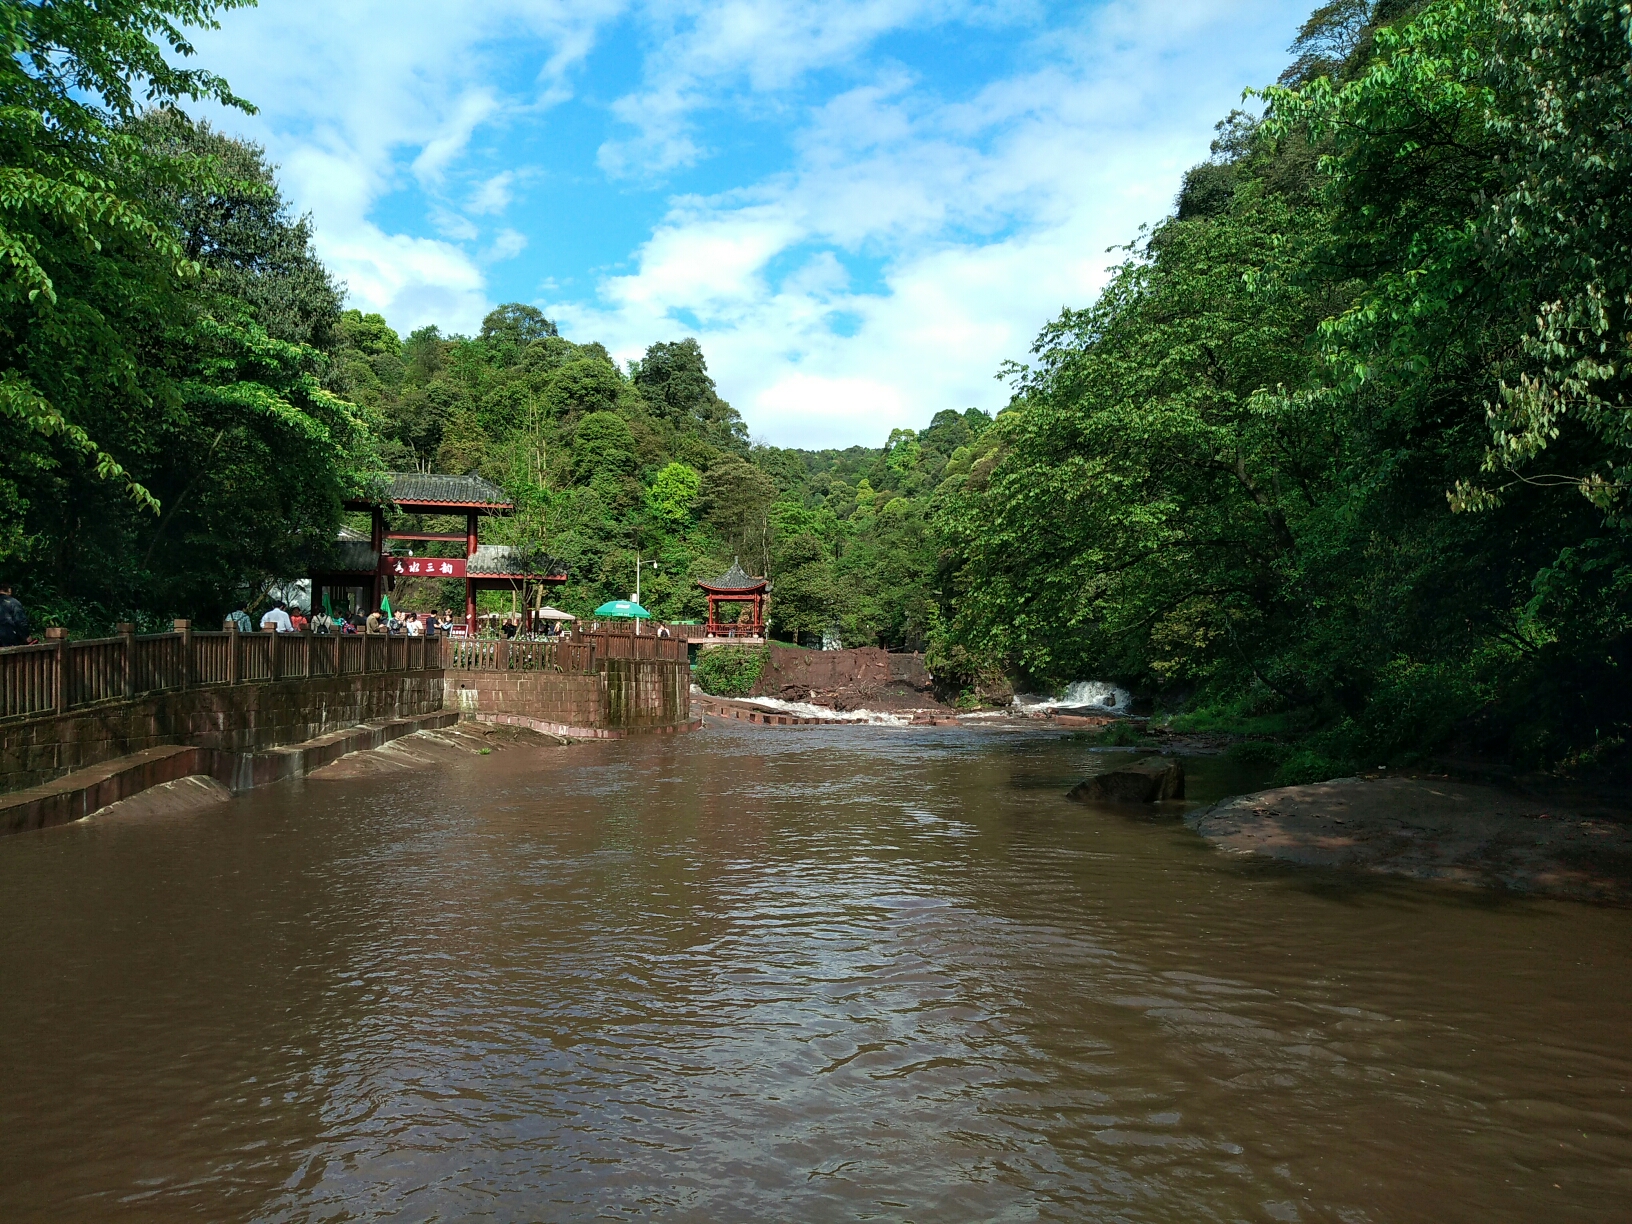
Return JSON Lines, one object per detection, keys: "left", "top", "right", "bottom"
{"left": 388, "top": 472, "right": 511, "bottom": 508}
{"left": 333, "top": 541, "right": 379, "bottom": 572}
{"left": 467, "top": 545, "right": 567, "bottom": 577}
{"left": 702, "top": 560, "right": 765, "bottom": 590}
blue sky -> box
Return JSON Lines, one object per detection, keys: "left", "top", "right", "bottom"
{"left": 189, "top": 0, "right": 1311, "bottom": 448}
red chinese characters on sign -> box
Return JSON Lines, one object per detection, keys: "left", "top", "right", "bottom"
{"left": 382, "top": 556, "right": 467, "bottom": 578}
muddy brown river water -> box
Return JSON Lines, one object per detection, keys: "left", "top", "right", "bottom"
{"left": 0, "top": 724, "right": 1627, "bottom": 1222}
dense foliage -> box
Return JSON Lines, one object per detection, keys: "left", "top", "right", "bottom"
{"left": 323, "top": 305, "right": 987, "bottom": 640}
{"left": 0, "top": 0, "right": 374, "bottom": 633}
{"left": 4, "top": 0, "right": 1627, "bottom": 777}
{"left": 937, "top": 0, "right": 1632, "bottom": 774}
{"left": 692, "top": 645, "right": 768, "bottom": 697}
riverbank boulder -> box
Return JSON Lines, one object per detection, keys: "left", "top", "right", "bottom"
{"left": 1188, "top": 777, "right": 1632, "bottom": 903}
{"left": 1068, "top": 757, "right": 1185, "bottom": 803}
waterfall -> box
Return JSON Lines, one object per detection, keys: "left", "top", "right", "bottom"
{"left": 1013, "top": 681, "right": 1132, "bottom": 714}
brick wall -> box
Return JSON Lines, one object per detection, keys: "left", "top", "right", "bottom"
{"left": 1, "top": 672, "right": 445, "bottom": 792}
{"left": 750, "top": 646, "right": 936, "bottom": 696}
{"left": 445, "top": 671, "right": 605, "bottom": 728}
{"left": 601, "top": 658, "right": 691, "bottom": 729}
{"left": 445, "top": 659, "right": 690, "bottom": 733}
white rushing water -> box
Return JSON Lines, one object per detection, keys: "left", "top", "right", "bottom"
{"left": 733, "top": 695, "right": 914, "bottom": 726}
{"left": 1013, "top": 681, "right": 1132, "bottom": 714}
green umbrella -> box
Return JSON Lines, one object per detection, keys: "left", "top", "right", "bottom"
{"left": 593, "top": 599, "right": 651, "bottom": 618}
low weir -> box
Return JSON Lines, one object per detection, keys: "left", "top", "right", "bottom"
{"left": 0, "top": 622, "right": 695, "bottom": 834}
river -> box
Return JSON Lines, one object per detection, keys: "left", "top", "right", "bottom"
{"left": 0, "top": 724, "right": 1626, "bottom": 1221}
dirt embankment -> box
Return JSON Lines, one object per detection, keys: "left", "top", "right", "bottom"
{"left": 750, "top": 647, "right": 949, "bottom": 713}
{"left": 1190, "top": 775, "right": 1632, "bottom": 903}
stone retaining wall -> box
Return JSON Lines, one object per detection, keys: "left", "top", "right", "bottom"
{"left": 3, "top": 650, "right": 698, "bottom": 796}
{"left": 445, "top": 658, "right": 691, "bottom": 736}
{"left": 1, "top": 671, "right": 445, "bottom": 792}
{"left": 751, "top": 646, "right": 929, "bottom": 697}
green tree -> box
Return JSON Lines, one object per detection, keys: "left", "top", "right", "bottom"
{"left": 646, "top": 461, "right": 700, "bottom": 529}
{"left": 0, "top": 0, "right": 253, "bottom": 520}
{"left": 633, "top": 337, "right": 747, "bottom": 451}
{"left": 769, "top": 531, "right": 832, "bottom": 639}
{"left": 0, "top": 0, "right": 386, "bottom": 630}
{"left": 701, "top": 456, "right": 776, "bottom": 575}
{"left": 936, "top": 0, "right": 1631, "bottom": 773}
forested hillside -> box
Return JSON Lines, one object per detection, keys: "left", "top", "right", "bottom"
{"left": 3, "top": 0, "right": 1628, "bottom": 778}
{"left": 325, "top": 307, "right": 985, "bottom": 643}
{"left": 936, "top": 0, "right": 1632, "bottom": 775}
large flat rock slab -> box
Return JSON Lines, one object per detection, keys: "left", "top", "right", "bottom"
{"left": 1190, "top": 776, "right": 1632, "bottom": 903}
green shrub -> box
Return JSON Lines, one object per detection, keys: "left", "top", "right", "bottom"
{"left": 1094, "top": 720, "right": 1145, "bottom": 747}
{"left": 1271, "top": 749, "right": 1350, "bottom": 787}
{"left": 694, "top": 645, "right": 768, "bottom": 696}
{"left": 1225, "top": 739, "right": 1289, "bottom": 768}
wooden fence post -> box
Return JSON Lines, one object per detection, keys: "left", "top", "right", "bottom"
{"left": 174, "top": 619, "right": 192, "bottom": 690}
{"left": 117, "top": 622, "right": 135, "bottom": 699}
{"left": 227, "top": 621, "right": 240, "bottom": 684}
{"left": 45, "top": 627, "right": 69, "bottom": 712}
{"left": 269, "top": 627, "right": 282, "bottom": 681}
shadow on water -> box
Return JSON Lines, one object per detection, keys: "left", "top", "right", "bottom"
{"left": 1210, "top": 848, "right": 1572, "bottom": 913}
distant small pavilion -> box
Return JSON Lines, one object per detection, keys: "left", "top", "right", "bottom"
{"left": 698, "top": 560, "right": 769, "bottom": 638}
{"left": 313, "top": 473, "right": 567, "bottom": 631}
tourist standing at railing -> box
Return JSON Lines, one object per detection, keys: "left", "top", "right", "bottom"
{"left": 289, "top": 607, "right": 308, "bottom": 633}
{"left": 226, "top": 606, "right": 253, "bottom": 633}
{"left": 0, "top": 583, "right": 27, "bottom": 647}
{"left": 365, "top": 608, "right": 384, "bottom": 634}
{"left": 260, "top": 601, "right": 294, "bottom": 633}
{"left": 406, "top": 612, "right": 423, "bottom": 637}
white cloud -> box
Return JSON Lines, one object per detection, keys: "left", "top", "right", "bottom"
{"left": 559, "top": 0, "right": 1307, "bottom": 447}
{"left": 187, "top": 0, "right": 626, "bottom": 334}
{"left": 411, "top": 89, "right": 502, "bottom": 184}
{"left": 482, "top": 228, "right": 530, "bottom": 263}
{"left": 177, "top": 0, "right": 1307, "bottom": 441}
{"left": 469, "top": 171, "right": 517, "bottom": 216}
{"left": 598, "top": 0, "right": 978, "bottom": 178}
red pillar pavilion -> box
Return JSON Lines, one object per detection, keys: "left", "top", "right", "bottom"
{"left": 699, "top": 560, "right": 769, "bottom": 638}
{"left": 323, "top": 473, "right": 566, "bottom": 632}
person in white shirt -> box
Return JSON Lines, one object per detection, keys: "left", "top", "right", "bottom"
{"left": 260, "top": 601, "right": 294, "bottom": 633}
{"left": 406, "top": 612, "right": 423, "bottom": 637}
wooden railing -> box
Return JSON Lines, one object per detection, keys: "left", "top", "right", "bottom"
{"left": 0, "top": 619, "right": 688, "bottom": 720}
{"left": 0, "top": 621, "right": 442, "bottom": 721}
{"left": 444, "top": 628, "right": 687, "bottom": 674}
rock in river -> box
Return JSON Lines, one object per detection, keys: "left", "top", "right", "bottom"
{"left": 1068, "top": 757, "right": 1185, "bottom": 803}
{"left": 1187, "top": 776, "right": 1632, "bottom": 902}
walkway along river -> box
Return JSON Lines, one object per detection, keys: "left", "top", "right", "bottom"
{"left": 0, "top": 723, "right": 1626, "bottom": 1221}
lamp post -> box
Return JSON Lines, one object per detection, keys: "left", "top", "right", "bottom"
{"left": 633, "top": 555, "right": 657, "bottom": 635}
{"left": 633, "top": 555, "right": 657, "bottom": 604}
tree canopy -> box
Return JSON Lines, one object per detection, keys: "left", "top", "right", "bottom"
{"left": 3, "top": 0, "right": 1625, "bottom": 779}
{"left": 936, "top": 0, "right": 1632, "bottom": 775}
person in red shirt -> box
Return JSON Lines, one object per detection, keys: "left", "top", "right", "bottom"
{"left": 289, "top": 608, "right": 309, "bottom": 633}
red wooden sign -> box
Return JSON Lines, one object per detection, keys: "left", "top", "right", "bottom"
{"left": 381, "top": 555, "right": 466, "bottom": 578}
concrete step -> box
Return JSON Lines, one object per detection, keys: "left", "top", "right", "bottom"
{"left": 0, "top": 711, "right": 458, "bottom": 838}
